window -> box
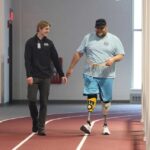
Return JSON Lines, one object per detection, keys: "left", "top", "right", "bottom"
{"left": 133, "top": 0, "right": 142, "bottom": 89}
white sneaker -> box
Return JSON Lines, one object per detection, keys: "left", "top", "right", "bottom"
{"left": 80, "top": 123, "right": 91, "bottom": 134}
{"left": 102, "top": 125, "right": 110, "bottom": 135}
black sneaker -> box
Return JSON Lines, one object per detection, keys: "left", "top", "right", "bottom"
{"left": 38, "top": 130, "right": 46, "bottom": 136}
{"left": 32, "top": 125, "right": 38, "bottom": 132}
{"left": 32, "top": 121, "right": 38, "bottom": 132}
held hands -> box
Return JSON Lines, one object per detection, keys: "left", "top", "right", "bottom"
{"left": 61, "top": 76, "right": 68, "bottom": 84}
{"left": 26, "top": 77, "right": 33, "bottom": 85}
{"left": 27, "top": 76, "right": 67, "bottom": 85}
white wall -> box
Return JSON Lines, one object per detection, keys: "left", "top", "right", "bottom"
{"left": 0, "top": 0, "right": 4, "bottom": 103}
{"left": 142, "top": 0, "right": 150, "bottom": 148}
{"left": 12, "top": 0, "right": 132, "bottom": 101}
{"left": 0, "top": 0, "right": 12, "bottom": 103}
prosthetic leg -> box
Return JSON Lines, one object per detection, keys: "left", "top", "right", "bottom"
{"left": 101, "top": 101, "right": 111, "bottom": 135}
{"left": 80, "top": 95, "right": 97, "bottom": 134}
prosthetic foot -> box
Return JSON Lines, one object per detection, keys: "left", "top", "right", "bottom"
{"left": 102, "top": 125, "right": 110, "bottom": 135}
{"left": 101, "top": 101, "right": 111, "bottom": 135}
{"left": 80, "top": 120, "right": 91, "bottom": 134}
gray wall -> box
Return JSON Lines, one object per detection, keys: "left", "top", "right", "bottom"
{"left": 12, "top": 0, "right": 132, "bottom": 100}
{"left": 0, "top": 0, "right": 12, "bottom": 103}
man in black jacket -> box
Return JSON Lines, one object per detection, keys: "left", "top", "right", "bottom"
{"left": 25, "top": 20, "right": 67, "bottom": 136}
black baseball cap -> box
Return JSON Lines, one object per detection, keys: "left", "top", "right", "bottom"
{"left": 95, "top": 19, "right": 107, "bottom": 28}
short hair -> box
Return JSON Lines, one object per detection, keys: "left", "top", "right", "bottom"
{"left": 36, "top": 20, "right": 51, "bottom": 32}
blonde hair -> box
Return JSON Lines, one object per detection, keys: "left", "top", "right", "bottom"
{"left": 36, "top": 20, "right": 51, "bottom": 32}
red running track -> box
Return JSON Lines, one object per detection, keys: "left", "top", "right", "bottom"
{"left": 0, "top": 111, "right": 145, "bottom": 150}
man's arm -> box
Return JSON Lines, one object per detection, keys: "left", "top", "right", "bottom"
{"left": 25, "top": 41, "right": 32, "bottom": 77}
{"left": 50, "top": 44, "right": 67, "bottom": 84}
{"left": 106, "top": 54, "right": 124, "bottom": 66}
{"left": 24, "top": 41, "right": 33, "bottom": 85}
{"left": 50, "top": 44, "right": 64, "bottom": 77}
{"left": 66, "top": 52, "right": 83, "bottom": 77}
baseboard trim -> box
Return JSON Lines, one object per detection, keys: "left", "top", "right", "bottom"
{"left": 0, "top": 99, "right": 131, "bottom": 105}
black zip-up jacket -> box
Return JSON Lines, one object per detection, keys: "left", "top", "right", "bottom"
{"left": 24, "top": 35, "right": 64, "bottom": 78}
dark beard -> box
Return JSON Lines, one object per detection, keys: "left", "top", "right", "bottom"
{"left": 96, "top": 33, "right": 106, "bottom": 38}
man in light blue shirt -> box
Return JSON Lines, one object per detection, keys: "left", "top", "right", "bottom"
{"left": 66, "top": 19, "right": 124, "bottom": 135}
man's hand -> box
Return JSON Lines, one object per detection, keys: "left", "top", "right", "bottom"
{"left": 26, "top": 77, "right": 33, "bottom": 85}
{"left": 66, "top": 68, "right": 74, "bottom": 78}
{"left": 66, "top": 52, "right": 83, "bottom": 78}
{"left": 61, "top": 76, "right": 68, "bottom": 84}
{"left": 106, "top": 54, "right": 124, "bottom": 66}
{"left": 105, "top": 58, "right": 115, "bottom": 66}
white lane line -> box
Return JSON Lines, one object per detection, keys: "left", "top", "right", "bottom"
{"left": 11, "top": 113, "right": 96, "bottom": 150}
{"left": 12, "top": 133, "right": 36, "bottom": 150}
{"left": 76, "top": 114, "right": 137, "bottom": 150}
{"left": 0, "top": 111, "right": 88, "bottom": 123}
{"left": 0, "top": 116, "right": 28, "bottom": 123}
{"left": 76, "top": 118, "right": 101, "bottom": 150}
{"left": 0, "top": 111, "right": 140, "bottom": 123}
{"left": 10, "top": 113, "right": 137, "bottom": 150}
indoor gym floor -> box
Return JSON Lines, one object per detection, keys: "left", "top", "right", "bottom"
{"left": 0, "top": 103, "right": 145, "bottom": 150}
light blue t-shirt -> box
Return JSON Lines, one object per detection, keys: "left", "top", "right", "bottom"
{"left": 77, "top": 32, "right": 125, "bottom": 78}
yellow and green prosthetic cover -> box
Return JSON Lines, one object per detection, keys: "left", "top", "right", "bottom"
{"left": 86, "top": 96, "right": 97, "bottom": 125}
{"left": 87, "top": 97, "right": 97, "bottom": 112}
